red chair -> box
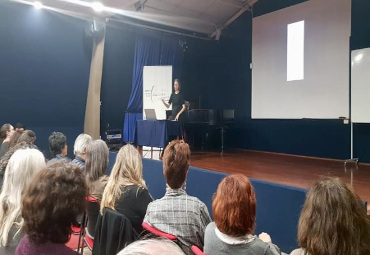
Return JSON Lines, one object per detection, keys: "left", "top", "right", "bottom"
{"left": 142, "top": 222, "right": 177, "bottom": 240}
{"left": 192, "top": 245, "right": 206, "bottom": 255}
{"left": 84, "top": 234, "right": 94, "bottom": 251}
{"left": 77, "top": 196, "right": 99, "bottom": 254}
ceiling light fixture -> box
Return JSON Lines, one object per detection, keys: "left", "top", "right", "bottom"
{"left": 91, "top": 2, "right": 104, "bottom": 12}
{"left": 33, "top": 1, "right": 43, "bottom": 9}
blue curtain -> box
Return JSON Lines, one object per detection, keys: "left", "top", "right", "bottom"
{"left": 123, "top": 31, "right": 183, "bottom": 142}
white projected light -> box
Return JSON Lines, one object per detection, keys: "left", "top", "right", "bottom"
{"left": 287, "top": 20, "right": 304, "bottom": 81}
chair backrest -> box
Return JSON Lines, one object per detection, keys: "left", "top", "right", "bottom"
{"left": 92, "top": 208, "right": 136, "bottom": 255}
{"left": 192, "top": 245, "right": 206, "bottom": 255}
{"left": 142, "top": 222, "right": 177, "bottom": 240}
{"left": 86, "top": 196, "right": 100, "bottom": 238}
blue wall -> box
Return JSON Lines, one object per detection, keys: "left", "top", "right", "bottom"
{"left": 0, "top": 2, "right": 92, "bottom": 158}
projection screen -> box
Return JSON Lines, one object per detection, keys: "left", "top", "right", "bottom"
{"left": 251, "top": 0, "right": 351, "bottom": 119}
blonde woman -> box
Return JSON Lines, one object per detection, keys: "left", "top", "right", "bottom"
{"left": 100, "top": 144, "right": 153, "bottom": 234}
{"left": 0, "top": 148, "right": 46, "bottom": 254}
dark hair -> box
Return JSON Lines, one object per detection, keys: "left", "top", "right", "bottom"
{"left": 48, "top": 132, "right": 66, "bottom": 157}
{"left": 298, "top": 177, "right": 370, "bottom": 255}
{"left": 0, "top": 124, "right": 13, "bottom": 139}
{"left": 19, "top": 130, "right": 36, "bottom": 144}
{"left": 213, "top": 174, "right": 256, "bottom": 237}
{"left": 21, "top": 162, "right": 88, "bottom": 244}
{"left": 163, "top": 140, "right": 190, "bottom": 189}
{"left": 15, "top": 122, "right": 24, "bottom": 130}
{"left": 8, "top": 130, "right": 23, "bottom": 148}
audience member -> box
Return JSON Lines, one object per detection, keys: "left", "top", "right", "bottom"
{"left": 117, "top": 238, "right": 185, "bottom": 255}
{"left": 71, "top": 133, "right": 92, "bottom": 170}
{"left": 14, "top": 123, "right": 24, "bottom": 132}
{"left": 8, "top": 130, "right": 23, "bottom": 149}
{"left": 100, "top": 144, "right": 153, "bottom": 235}
{"left": 16, "top": 162, "right": 88, "bottom": 255}
{"left": 0, "top": 148, "right": 46, "bottom": 254}
{"left": 0, "top": 130, "right": 38, "bottom": 190}
{"left": 47, "top": 131, "right": 69, "bottom": 165}
{"left": 84, "top": 139, "right": 109, "bottom": 239}
{"left": 0, "top": 130, "right": 38, "bottom": 172}
{"left": 0, "top": 124, "right": 15, "bottom": 157}
{"left": 143, "top": 140, "right": 211, "bottom": 254}
{"left": 204, "top": 174, "right": 280, "bottom": 255}
{"left": 86, "top": 139, "right": 109, "bottom": 201}
{"left": 290, "top": 177, "right": 370, "bottom": 255}
{"left": 19, "top": 130, "right": 36, "bottom": 145}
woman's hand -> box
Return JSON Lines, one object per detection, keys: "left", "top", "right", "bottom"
{"left": 258, "top": 232, "right": 272, "bottom": 243}
{"left": 162, "top": 99, "right": 169, "bottom": 108}
{"left": 175, "top": 114, "right": 180, "bottom": 121}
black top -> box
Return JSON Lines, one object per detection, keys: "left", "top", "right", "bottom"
{"left": 115, "top": 185, "right": 153, "bottom": 234}
{"left": 169, "top": 92, "right": 185, "bottom": 118}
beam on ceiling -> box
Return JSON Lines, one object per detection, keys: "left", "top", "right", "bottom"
{"left": 214, "top": 0, "right": 244, "bottom": 9}
{"left": 210, "top": 0, "right": 258, "bottom": 40}
{"left": 109, "top": 17, "right": 212, "bottom": 41}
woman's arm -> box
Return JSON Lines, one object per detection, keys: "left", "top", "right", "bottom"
{"left": 175, "top": 104, "right": 186, "bottom": 121}
{"left": 162, "top": 99, "right": 170, "bottom": 108}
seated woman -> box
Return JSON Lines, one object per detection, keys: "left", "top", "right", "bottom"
{"left": 100, "top": 144, "right": 153, "bottom": 235}
{"left": 8, "top": 130, "right": 23, "bottom": 150}
{"left": 144, "top": 140, "right": 212, "bottom": 254}
{"left": 84, "top": 139, "right": 109, "bottom": 238}
{"left": 0, "top": 130, "right": 38, "bottom": 191}
{"left": 0, "top": 130, "right": 37, "bottom": 171}
{"left": 16, "top": 162, "right": 88, "bottom": 255}
{"left": 0, "top": 124, "right": 15, "bottom": 157}
{"left": 0, "top": 148, "right": 46, "bottom": 254}
{"left": 290, "top": 177, "right": 370, "bottom": 255}
{"left": 204, "top": 174, "right": 280, "bottom": 255}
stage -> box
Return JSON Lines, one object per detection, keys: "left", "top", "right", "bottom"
{"left": 142, "top": 148, "right": 370, "bottom": 214}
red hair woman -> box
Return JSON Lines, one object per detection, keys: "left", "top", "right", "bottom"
{"left": 204, "top": 174, "right": 280, "bottom": 255}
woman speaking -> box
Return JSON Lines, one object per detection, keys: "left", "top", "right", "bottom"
{"left": 162, "top": 79, "right": 186, "bottom": 122}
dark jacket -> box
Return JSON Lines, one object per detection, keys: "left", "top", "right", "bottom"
{"left": 92, "top": 208, "right": 137, "bottom": 255}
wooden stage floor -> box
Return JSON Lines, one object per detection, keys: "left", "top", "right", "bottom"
{"left": 189, "top": 149, "right": 370, "bottom": 214}
{"left": 143, "top": 148, "right": 370, "bottom": 213}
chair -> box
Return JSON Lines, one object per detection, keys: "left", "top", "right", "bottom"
{"left": 77, "top": 196, "right": 99, "bottom": 254}
{"left": 85, "top": 196, "right": 100, "bottom": 240}
{"left": 192, "top": 245, "right": 206, "bottom": 255}
{"left": 92, "top": 208, "right": 136, "bottom": 255}
{"left": 142, "top": 222, "right": 197, "bottom": 254}
{"left": 142, "top": 222, "right": 177, "bottom": 240}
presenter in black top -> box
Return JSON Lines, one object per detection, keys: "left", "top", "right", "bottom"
{"left": 162, "top": 79, "right": 186, "bottom": 122}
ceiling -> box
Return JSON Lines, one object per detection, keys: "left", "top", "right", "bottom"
{"left": 13, "top": 0, "right": 259, "bottom": 39}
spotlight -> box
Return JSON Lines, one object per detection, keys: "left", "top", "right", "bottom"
{"left": 92, "top": 2, "right": 104, "bottom": 12}
{"left": 33, "top": 1, "right": 43, "bottom": 9}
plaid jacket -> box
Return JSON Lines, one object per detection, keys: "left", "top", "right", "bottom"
{"left": 143, "top": 188, "right": 211, "bottom": 253}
